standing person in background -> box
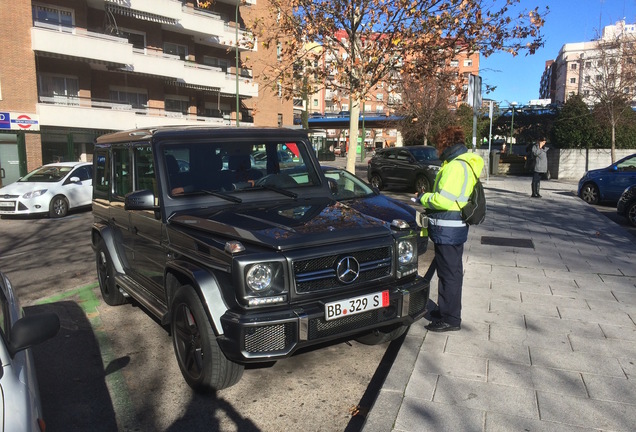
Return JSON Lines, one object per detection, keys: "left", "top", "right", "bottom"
{"left": 416, "top": 126, "right": 484, "bottom": 332}
{"left": 531, "top": 137, "right": 548, "bottom": 198}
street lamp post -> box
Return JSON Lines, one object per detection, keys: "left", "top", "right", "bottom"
{"left": 508, "top": 101, "right": 517, "bottom": 155}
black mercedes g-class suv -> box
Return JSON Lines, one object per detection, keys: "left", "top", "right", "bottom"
{"left": 91, "top": 126, "right": 429, "bottom": 391}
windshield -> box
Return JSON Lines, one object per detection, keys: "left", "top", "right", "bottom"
{"left": 409, "top": 147, "right": 439, "bottom": 162}
{"left": 19, "top": 165, "right": 72, "bottom": 183}
{"left": 324, "top": 168, "right": 374, "bottom": 200}
{"left": 163, "top": 139, "right": 320, "bottom": 197}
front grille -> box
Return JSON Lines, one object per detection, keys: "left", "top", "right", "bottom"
{"left": 308, "top": 298, "right": 399, "bottom": 340}
{"left": 244, "top": 322, "right": 296, "bottom": 354}
{"left": 294, "top": 246, "right": 392, "bottom": 294}
{"left": 408, "top": 289, "right": 428, "bottom": 316}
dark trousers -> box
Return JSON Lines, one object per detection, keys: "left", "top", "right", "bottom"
{"left": 434, "top": 243, "right": 464, "bottom": 326}
{"left": 531, "top": 172, "right": 542, "bottom": 196}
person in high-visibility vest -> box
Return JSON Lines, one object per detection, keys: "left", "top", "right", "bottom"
{"left": 416, "top": 126, "right": 484, "bottom": 332}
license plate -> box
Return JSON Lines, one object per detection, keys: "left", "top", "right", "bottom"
{"left": 0, "top": 201, "right": 14, "bottom": 208}
{"left": 325, "top": 291, "right": 389, "bottom": 321}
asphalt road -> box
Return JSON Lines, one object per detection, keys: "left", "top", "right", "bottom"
{"left": 0, "top": 209, "right": 429, "bottom": 432}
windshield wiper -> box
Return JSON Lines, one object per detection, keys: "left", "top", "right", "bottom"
{"left": 253, "top": 184, "right": 298, "bottom": 198}
{"left": 180, "top": 189, "right": 242, "bottom": 203}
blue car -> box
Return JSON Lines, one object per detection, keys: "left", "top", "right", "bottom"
{"left": 578, "top": 153, "right": 636, "bottom": 204}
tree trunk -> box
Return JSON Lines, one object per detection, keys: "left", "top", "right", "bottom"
{"left": 346, "top": 99, "right": 361, "bottom": 174}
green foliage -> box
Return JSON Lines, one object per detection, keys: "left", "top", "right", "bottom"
{"left": 551, "top": 95, "right": 598, "bottom": 148}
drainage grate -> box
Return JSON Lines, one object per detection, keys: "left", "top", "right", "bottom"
{"left": 481, "top": 236, "right": 534, "bottom": 248}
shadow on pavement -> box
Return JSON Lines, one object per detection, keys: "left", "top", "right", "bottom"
{"left": 26, "top": 301, "right": 119, "bottom": 432}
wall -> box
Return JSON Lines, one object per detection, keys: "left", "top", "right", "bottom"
{"left": 548, "top": 148, "right": 635, "bottom": 179}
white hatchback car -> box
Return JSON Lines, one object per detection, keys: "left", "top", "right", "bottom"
{"left": 0, "top": 271, "right": 59, "bottom": 432}
{"left": 0, "top": 162, "right": 93, "bottom": 218}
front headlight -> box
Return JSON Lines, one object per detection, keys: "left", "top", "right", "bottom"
{"left": 23, "top": 189, "right": 47, "bottom": 199}
{"left": 246, "top": 264, "right": 273, "bottom": 292}
{"left": 398, "top": 240, "right": 415, "bottom": 264}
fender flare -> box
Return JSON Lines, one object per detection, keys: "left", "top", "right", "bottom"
{"left": 91, "top": 224, "right": 126, "bottom": 274}
{"left": 165, "top": 260, "right": 228, "bottom": 336}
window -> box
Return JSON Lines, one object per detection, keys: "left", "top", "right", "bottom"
{"left": 570, "top": 63, "right": 577, "bottom": 70}
{"left": 596, "top": 74, "right": 602, "bottom": 81}
{"left": 570, "top": 77, "right": 576, "bottom": 84}
{"left": 113, "top": 148, "right": 132, "bottom": 199}
{"left": 70, "top": 165, "right": 92, "bottom": 182}
{"left": 450, "top": 59, "right": 459, "bottom": 67}
{"left": 313, "top": 99, "right": 318, "bottom": 107}
{"left": 585, "top": 61, "right": 592, "bottom": 68}
{"left": 39, "top": 74, "right": 79, "bottom": 105}
{"left": 277, "top": 113, "right": 283, "bottom": 127}
{"left": 585, "top": 76, "right": 590, "bottom": 83}
{"left": 376, "top": 93, "right": 384, "bottom": 101}
{"left": 110, "top": 87, "right": 148, "bottom": 109}
{"left": 94, "top": 152, "right": 110, "bottom": 198}
{"left": 32, "top": 4, "right": 73, "bottom": 31}
{"left": 583, "top": 90, "right": 590, "bottom": 96}
{"left": 119, "top": 29, "right": 146, "bottom": 51}
{"left": 277, "top": 43, "right": 282, "bottom": 61}
{"left": 135, "top": 146, "right": 156, "bottom": 195}
{"left": 165, "top": 95, "right": 189, "bottom": 114}
{"left": 164, "top": 42, "right": 188, "bottom": 60}
{"left": 203, "top": 56, "right": 230, "bottom": 71}
{"left": 463, "top": 59, "right": 472, "bottom": 67}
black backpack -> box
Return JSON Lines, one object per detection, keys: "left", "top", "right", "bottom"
{"left": 457, "top": 161, "right": 486, "bottom": 225}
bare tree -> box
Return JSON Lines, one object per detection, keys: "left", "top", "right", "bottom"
{"left": 253, "top": 0, "right": 546, "bottom": 174}
{"left": 578, "top": 26, "right": 636, "bottom": 162}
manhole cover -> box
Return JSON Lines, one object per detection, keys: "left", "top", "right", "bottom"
{"left": 480, "top": 236, "right": 534, "bottom": 248}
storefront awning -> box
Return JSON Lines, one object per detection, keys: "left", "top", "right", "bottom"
{"left": 35, "top": 51, "right": 128, "bottom": 69}
{"left": 105, "top": 3, "right": 178, "bottom": 25}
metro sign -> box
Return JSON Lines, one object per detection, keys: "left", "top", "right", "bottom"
{"left": 0, "top": 112, "right": 40, "bottom": 131}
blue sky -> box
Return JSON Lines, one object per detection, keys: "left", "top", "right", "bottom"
{"left": 480, "top": 0, "right": 636, "bottom": 106}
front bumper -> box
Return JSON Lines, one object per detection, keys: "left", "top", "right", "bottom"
{"left": 0, "top": 195, "right": 51, "bottom": 215}
{"left": 218, "top": 276, "right": 429, "bottom": 363}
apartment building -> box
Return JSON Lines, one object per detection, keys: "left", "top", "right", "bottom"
{"left": 0, "top": 0, "right": 292, "bottom": 185}
{"left": 545, "top": 20, "right": 636, "bottom": 106}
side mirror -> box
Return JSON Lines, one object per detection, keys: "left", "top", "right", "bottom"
{"left": 327, "top": 178, "right": 338, "bottom": 195}
{"left": 125, "top": 189, "right": 157, "bottom": 211}
{"left": 9, "top": 312, "right": 60, "bottom": 357}
{"left": 611, "top": 165, "right": 618, "bottom": 172}
{"left": 69, "top": 176, "right": 80, "bottom": 183}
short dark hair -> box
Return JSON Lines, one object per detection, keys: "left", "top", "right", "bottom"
{"left": 435, "top": 126, "right": 465, "bottom": 153}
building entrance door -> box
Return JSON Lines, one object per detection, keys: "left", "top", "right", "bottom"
{"left": 0, "top": 140, "right": 21, "bottom": 187}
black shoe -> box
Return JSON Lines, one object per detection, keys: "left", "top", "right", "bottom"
{"left": 536, "top": 194, "right": 542, "bottom": 198}
{"left": 425, "top": 321, "right": 461, "bottom": 332}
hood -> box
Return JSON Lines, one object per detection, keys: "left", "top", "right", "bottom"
{"left": 346, "top": 194, "right": 416, "bottom": 227}
{"left": 0, "top": 181, "right": 57, "bottom": 196}
{"left": 170, "top": 198, "right": 391, "bottom": 250}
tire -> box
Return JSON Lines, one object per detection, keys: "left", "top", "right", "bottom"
{"left": 355, "top": 324, "right": 409, "bottom": 346}
{"left": 580, "top": 183, "right": 599, "bottom": 204}
{"left": 369, "top": 173, "right": 383, "bottom": 190}
{"left": 96, "top": 240, "right": 126, "bottom": 306}
{"left": 49, "top": 195, "right": 69, "bottom": 218}
{"left": 627, "top": 202, "right": 636, "bottom": 227}
{"left": 171, "top": 285, "right": 244, "bottom": 392}
{"left": 415, "top": 176, "right": 430, "bottom": 194}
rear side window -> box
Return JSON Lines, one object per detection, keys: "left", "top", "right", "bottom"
{"left": 94, "top": 152, "right": 110, "bottom": 199}
{"left": 113, "top": 148, "right": 132, "bottom": 199}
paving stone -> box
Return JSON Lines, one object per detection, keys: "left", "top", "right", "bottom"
{"left": 530, "top": 347, "right": 625, "bottom": 377}
{"left": 558, "top": 306, "right": 635, "bottom": 326}
{"left": 524, "top": 316, "right": 605, "bottom": 338}
{"left": 412, "top": 350, "right": 488, "bottom": 382}
{"left": 489, "top": 324, "right": 572, "bottom": 351}
{"left": 445, "top": 335, "right": 531, "bottom": 365}
{"left": 488, "top": 360, "right": 587, "bottom": 397}
{"left": 569, "top": 334, "right": 636, "bottom": 358}
{"left": 485, "top": 412, "right": 598, "bottom": 432}
{"left": 582, "top": 373, "right": 636, "bottom": 404}
{"left": 537, "top": 392, "right": 636, "bottom": 431}
{"left": 520, "top": 292, "right": 589, "bottom": 309}
{"left": 434, "top": 375, "right": 539, "bottom": 419}
{"left": 394, "top": 398, "right": 485, "bottom": 432}
{"left": 598, "top": 323, "right": 636, "bottom": 341}
{"left": 490, "top": 298, "right": 560, "bottom": 318}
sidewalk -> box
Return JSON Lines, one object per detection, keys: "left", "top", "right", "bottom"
{"left": 362, "top": 175, "right": 636, "bottom": 432}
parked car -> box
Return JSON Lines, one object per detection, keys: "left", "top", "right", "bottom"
{"left": 0, "top": 162, "right": 93, "bottom": 218}
{"left": 617, "top": 184, "right": 636, "bottom": 227}
{"left": 323, "top": 167, "right": 427, "bottom": 254}
{"left": 0, "top": 270, "right": 60, "bottom": 432}
{"left": 367, "top": 146, "right": 441, "bottom": 193}
{"left": 91, "top": 126, "right": 429, "bottom": 392}
{"left": 578, "top": 153, "right": 636, "bottom": 204}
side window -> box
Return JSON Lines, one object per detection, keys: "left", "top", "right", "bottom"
{"left": 73, "top": 165, "right": 92, "bottom": 181}
{"left": 134, "top": 146, "right": 156, "bottom": 195}
{"left": 94, "top": 151, "right": 110, "bottom": 199}
{"left": 397, "top": 150, "right": 410, "bottom": 161}
{"left": 0, "top": 284, "right": 7, "bottom": 341}
{"left": 386, "top": 151, "right": 397, "bottom": 160}
{"left": 113, "top": 148, "right": 132, "bottom": 199}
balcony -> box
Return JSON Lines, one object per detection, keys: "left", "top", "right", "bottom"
{"left": 37, "top": 95, "right": 253, "bottom": 130}
{"left": 32, "top": 23, "right": 258, "bottom": 98}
